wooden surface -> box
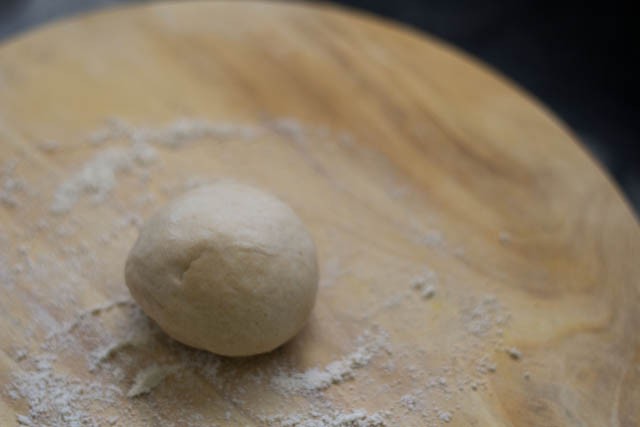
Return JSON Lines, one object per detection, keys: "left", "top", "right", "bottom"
{"left": 1, "top": 1, "right": 639, "bottom": 426}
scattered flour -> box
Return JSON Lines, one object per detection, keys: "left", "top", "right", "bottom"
{"left": 88, "top": 117, "right": 130, "bottom": 145}
{"left": 506, "top": 347, "right": 522, "bottom": 360}
{"left": 9, "top": 354, "right": 122, "bottom": 426}
{"left": 3, "top": 117, "right": 521, "bottom": 426}
{"left": 268, "top": 118, "right": 308, "bottom": 145}
{"left": 476, "top": 356, "right": 497, "bottom": 374}
{"left": 399, "top": 393, "right": 418, "bottom": 411}
{"left": 266, "top": 409, "right": 389, "bottom": 427}
{"left": 6, "top": 296, "right": 398, "bottom": 426}
{"left": 46, "top": 297, "right": 134, "bottom": 341}
{"left": 438, "top": 410, "right": 452, "bottom": 423}
{"left": 51, "top": 117, "right": 322, "bottom": 214}
{"left": 14, "top": 348, "right": 28, "bottom": 362}
{"left": 88, "top": 338, "right": 137, "bottom": 372}
{"left": 127, "top": 364, "right": 180, "bottom": 397}
{"left": 272, "top": 330, "right": 389, "bottom": 394}
{"left": 411, "top": 270, "right": 438, "bottom": 299}
{"left": 0, "top": 158, "right": 25, "bottom": 208}
{"left": 16, "top": 414, "right": 33, "bottom": 426}
{"left": 88, "top": 117, "right": 258, "bottom": 148}
{"left": 462, "top": 295, "right": 508, "bottom": 337}
{"left": 50, "top": 147, "right": 141, "bottom": 214}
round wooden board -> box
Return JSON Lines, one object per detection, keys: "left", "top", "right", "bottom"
{"left": 0, "top": 1, "right": 638, "bottom": 426}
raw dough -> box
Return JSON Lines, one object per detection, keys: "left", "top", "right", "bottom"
{"left": 125, "top": 181, "right": 318, "bottom": 356}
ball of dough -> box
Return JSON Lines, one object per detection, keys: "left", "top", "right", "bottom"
{"left": 125, "top": 181, "right": 318, "bottom": 356}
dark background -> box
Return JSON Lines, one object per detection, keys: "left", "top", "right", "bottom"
{"left": 1, "top": 0, "right": 638, "bottom": 213}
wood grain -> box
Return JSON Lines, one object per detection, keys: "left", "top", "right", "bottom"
{"left": 0, "top": 1, "right": 638, "bottom": 426}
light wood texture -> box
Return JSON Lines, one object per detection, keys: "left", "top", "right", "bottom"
{"left": 1, "top": 1, "right": 638, "bottom": 426}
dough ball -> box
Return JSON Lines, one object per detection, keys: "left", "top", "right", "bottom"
{"left": 125, "top": 181, "right": 318, "bottom": 356}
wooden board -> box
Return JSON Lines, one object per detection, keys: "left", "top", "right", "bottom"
{"left": 1, "top": 1, "right": 638, "bottom": 426}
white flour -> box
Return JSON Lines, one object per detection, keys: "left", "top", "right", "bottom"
{"left": 2, "top": 117, "right": 523, "bottom": 426}
{"left": 437, "top": 410, "right": 452, "bottom": 423}
{"left": 49, "top": 118, "right": 296, "bottom": 214}
{"left": 272, "top": 330, "right": 390, "bottom": 394}
{"left": 88, "top": 117, "right": 259, "bottom": 148}
{"left": 127, "top": 364, "right": 180, "bottom": 397}
{"left": 462, "top": 295, "right": 508, "bottom": 337}
{"left": 50, "top": 147, "right": 140, "bottom": 214}
{"left": 9, "top": 354, "right": 122, "bottom": 426}
{"left": 0, "top": 158, "right": 25, "bottom": 208}
{"left": 52, "top": 118, "right": 256, "bottom": 214}
{"left": 506, "top": 347, "right": 522, "bottom": 360}
{"left": 265, "top": 409, "right": 389, "bottom": 427}
{"left": 399, "top": 393, "right": 418, "bottom": 411}
{"left": 410, "top": 270, "right": 438, "bottom": 299}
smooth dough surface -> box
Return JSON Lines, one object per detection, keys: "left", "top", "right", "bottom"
{"left": 125, "top": 181, "right": 318, "bottom": 356}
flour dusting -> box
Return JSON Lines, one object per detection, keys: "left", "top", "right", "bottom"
{"left": 50, "top": 147, "right": 138, "bottom": 214}
{"left": 9, "top": 354, "right": 122, "bottom": 426}
{"left": 127, "top": 364, "right": 180, "bottom": 397}
{"left": 2, "top": 117, "right": 525, "bottom": 426}
{"left": 462, "top": 295, "right": 508, "bottom": 337}
{"left": 272, "top": 330, "right": 390, "bottom": 394}
{"left": 88, "top": 117, "right": 259, "bottom": 148}
{"left": 506, "top": 347, "right": 522, "bottom": 360}
{"left": 0, "top": 158, "right": 25, "bottom": 208}
{"left": 438, "top": 410, "right": 452, "bottom": 423}
{"left": 265, "top": 409, "right": 389, "bottom": 427}
{"left": 411, "top": 270, "right": 438, "bottom": 299}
